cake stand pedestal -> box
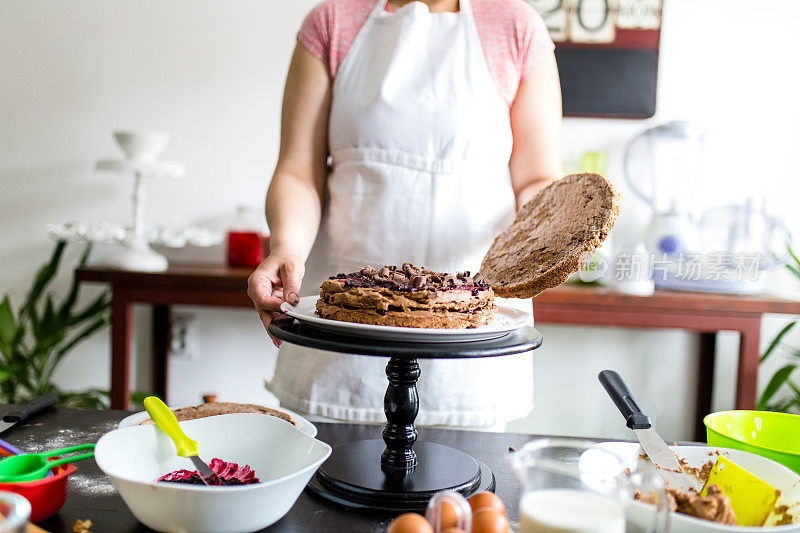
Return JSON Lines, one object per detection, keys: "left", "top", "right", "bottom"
{"left": 268, "top": 317, "right": 542, "bottom": 512}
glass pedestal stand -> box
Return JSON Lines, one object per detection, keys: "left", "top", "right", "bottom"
{"left": 268, "top": 317, "right": 542, "bottom": 512}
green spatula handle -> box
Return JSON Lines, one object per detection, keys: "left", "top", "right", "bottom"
{"left": 37, "top": 443, "right": 95, "bottom": 459}
{"left": 42, "top": 452, "right": 95, "bottom": 471}
{"left": 143, "top": 396, "right": 199, "bottom": 458}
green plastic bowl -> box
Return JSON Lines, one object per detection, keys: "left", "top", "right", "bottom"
{"left": 705, "top": 410, "right": 800, "bottom": 474}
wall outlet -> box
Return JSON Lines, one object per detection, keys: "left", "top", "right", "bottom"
{"left": 170, "top": 312, "right": 197, "bottom": 360}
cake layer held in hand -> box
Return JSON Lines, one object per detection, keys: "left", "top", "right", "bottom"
{"left": 317, "top": 264, "right": 495, "bottom": 328}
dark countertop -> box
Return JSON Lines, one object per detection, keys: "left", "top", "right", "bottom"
{"left": 0, "top": 405, "right": 572, "bottom": 532}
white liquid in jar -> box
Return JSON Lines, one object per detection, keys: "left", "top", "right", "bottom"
{"left": 520, "top": 489, "right": 625, "bottom": 533}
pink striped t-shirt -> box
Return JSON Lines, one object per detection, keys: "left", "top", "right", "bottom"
{"left": 297, "top": 0, "right": 555, "bottom": 107}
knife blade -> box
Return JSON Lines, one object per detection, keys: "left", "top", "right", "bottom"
{"left": 0, "top": 394, "right": 58, "bottom": 435}
{"left": 188, "top": 455, "right": 220, "bottom": 486}
{"left": 599, "top": 370, "right": 703, "bottom": 493}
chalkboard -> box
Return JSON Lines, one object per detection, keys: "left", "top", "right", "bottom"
{"left": 556, "top": 47, "right": 659, "bottom": 118}
{"left": 528, "top": 0, "right": 663, "bottom": 119}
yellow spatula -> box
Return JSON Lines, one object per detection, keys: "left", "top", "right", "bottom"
{"left": 143, "top": 396, "right": 220, "bottom": 486}
{"left": 701, "top": 456, "right": 780, "bottom": 526}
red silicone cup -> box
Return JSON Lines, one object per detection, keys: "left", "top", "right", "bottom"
{"left": 0, "top": 461, "right": 77, "bottom": 522}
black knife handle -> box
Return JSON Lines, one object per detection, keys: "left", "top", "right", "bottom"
{"left": 3, "top": 394, "right": 58, "bottom": 423}
{"left": 599, "top": 370, "right": 651, "bottom": 430}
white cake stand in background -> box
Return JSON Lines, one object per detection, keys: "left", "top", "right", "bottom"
{"left": 48, "top": 130, "right": 222, "bottom": 271}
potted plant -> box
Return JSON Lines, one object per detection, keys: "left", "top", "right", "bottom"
{"left": 0, "top": 241, "right": 111, "bottom": 408}
{"left": 758, "top": 245, "right": 800, "bottom": 412}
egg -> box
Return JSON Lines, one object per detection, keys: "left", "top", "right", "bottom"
{"left": 425, "top": 500, "right": 458, "bottom": 529}
{"left": 468, "top": 491, "right": 506, "bottom": 516}
{"left": 387, "top": 513, "right": 434, "bottom": 533}
{"left": 471, "top": 509, "right": 510, "bottom": 533}
{"left": 441, "top": 529, "right": 467, "bottom": 533}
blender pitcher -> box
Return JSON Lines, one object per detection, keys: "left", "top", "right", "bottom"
{"left": 510, "top": 438, "right": 670, "bottom": 533}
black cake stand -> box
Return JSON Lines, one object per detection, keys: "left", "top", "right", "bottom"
{"left": 268, "top": 316, "right": 542, "bottom": 512}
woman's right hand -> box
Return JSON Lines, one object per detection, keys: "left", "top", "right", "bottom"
{"left": 247, "top": 250, "right": 305, "bottom": 347}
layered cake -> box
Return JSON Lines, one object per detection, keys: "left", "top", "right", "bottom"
{"left": 315, "top": 173, "right": 620, "bottom": 329}
{"left": 317, "top": 264, "right": 495, "bottom": 329}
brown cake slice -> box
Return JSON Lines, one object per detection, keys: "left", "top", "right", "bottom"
{"left": 317, "top": 264, "right": 495, "bottom": 329}
{"left": 139, "top": 402, "right": 296, "bottom": 426}
{"left": 480, "top": 173, "right": 620, "bottom": 298}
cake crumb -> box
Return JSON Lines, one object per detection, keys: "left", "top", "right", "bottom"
{"left": 773, "top": 505, "right": 795, "bottom": 526}
{"left": 73, "top": 519, "right": 92, "bottom": 532}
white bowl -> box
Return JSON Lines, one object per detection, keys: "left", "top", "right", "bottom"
{"left": 113, "top": 130, "right": 169, "bottom": 162}
{"left": 598, "top": 442, "right": 800, "bottom": 532}
{"left": 95, "top": 413, "right": 331, "bottom": 533}
{"left": 117, "top": 405, "right": 317, "bottom": 438}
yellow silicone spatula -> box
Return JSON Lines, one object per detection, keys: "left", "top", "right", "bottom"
{"left": 143, "top": 396, "right": 220, "bottom": 486}
{"left": 701, "top": 456, "right": 780, "bottom": 527}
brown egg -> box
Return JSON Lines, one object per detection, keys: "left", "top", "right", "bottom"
{"left": 471, "top": 509, "right": 510, "bottom": 533}
{"left": 468, "top": 491, "right": 506, "bottom": 516}
{"left": 441, "top": 529, "right": 467, "bottom": 533}
{"left": 425, "top": 500, "right": 460, "bottom": 530}
{"left": 387, "top": 513, "right": 434, "bottom": 533}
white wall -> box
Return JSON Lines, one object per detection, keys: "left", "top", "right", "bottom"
{"left": 2, "top": 0, "right": 799, "bottom": 441}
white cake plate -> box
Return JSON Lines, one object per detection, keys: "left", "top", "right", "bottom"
{"left": 280, "top": 296, "right": 529, "bottom": 343}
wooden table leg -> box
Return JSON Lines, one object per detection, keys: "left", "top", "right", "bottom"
{"left": 695, "top": 332, "right": 717, "bottom": 442}
{"left": 151, "top": 305, "right": 171, "bottom": 401}
{"left": 110, "top": 290, "right": 132, "bottom": 410}
{"left": 736, "top": 318, "right": 762, "bottom": 410}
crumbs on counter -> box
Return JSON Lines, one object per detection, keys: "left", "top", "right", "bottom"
{"left": 73, "top": 519, "right": 92, "bottom": 533}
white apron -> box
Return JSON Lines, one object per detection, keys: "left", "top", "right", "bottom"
{"left": 268, "top": 0, "right": 534, "bottom": 427}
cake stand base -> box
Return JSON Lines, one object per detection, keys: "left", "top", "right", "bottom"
{"left": 268, "top": 318, "right": 541, "bottom": 513}
{"left": 308, "top": 440, "right": 495, "bottom": 512}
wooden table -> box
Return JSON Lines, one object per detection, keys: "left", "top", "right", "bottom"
{"left": 1, "top": 405, "right": 566, "bottom": 532}
{"left": 75, "top": 265, "right": 800, "bottom": 440}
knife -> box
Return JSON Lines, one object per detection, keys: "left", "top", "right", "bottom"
{"left": 599, "top": 370, "right": 703, "bottom": 492}
{"left": 0, "top": 394, "right": 58, "bottom": 435}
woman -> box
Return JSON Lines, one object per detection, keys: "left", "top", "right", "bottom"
{"left": 248, "top": 0, "right": 562, "bottom": 428}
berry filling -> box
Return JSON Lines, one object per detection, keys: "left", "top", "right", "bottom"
{"left": 156, "top": 457, "right": 260, "bottom": 486}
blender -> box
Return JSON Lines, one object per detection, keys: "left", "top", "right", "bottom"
{"left": 624, "top": 120, "right": 705, "bottom": 260}
{"left": 624, "top": 122, "right": 792, "bottom": 293}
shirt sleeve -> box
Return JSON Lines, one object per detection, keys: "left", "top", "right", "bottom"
{"left": 297, "top": 2, "right": 333, "bottom": 70}
{"left": 518, "top": 4, "right": 555, "bottom": 80}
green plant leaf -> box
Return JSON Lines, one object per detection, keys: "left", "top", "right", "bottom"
{"left": 39, "top": 295, "right": 56, "bottom": 338}
{"left": 788, "top": 264, "right": 800, "bottom": 282}
{"left": 43, "top": 315, "right": 110, "bottom": 384}
{"left": 758, "top": 364, "right": 797, "bottom": 410}
{"left": 767, "top": 398, "right": 796, "bottom": 413}
{"left": 787, "top": 380, "right": 800, "bottom": 401}
{"left": 761, "top": 321, "right": 798, "bottom": 363}
{"left": 0, "top": 297, "right": 16, "bottom": 361}
{"left": 0, "top": 296, "right": 15, "bottom": 343}
{"left": 67, "top": 292, "right": 110, "bottom": 328}
{"left": 22, "top": 240, "right": 66, "bottom": 319}
{"left": 55, "top": 242, "right": 94, "bottom": 323}
{"left": 58, "top": 388, "right": 109, "bottom": 409}
{"left": 788, "top": 244, "right": 800, "bottom": 270}
{"left": 56, "top": 315, "right": 110, "bottom": 359}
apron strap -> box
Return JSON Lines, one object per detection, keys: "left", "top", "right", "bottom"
{"left": 369, "top": 0, "right": 387, "bottom": 18}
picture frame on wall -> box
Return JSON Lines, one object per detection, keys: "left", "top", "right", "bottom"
{"left": 527, "top": 0, "right": 663, "bottom": 118}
